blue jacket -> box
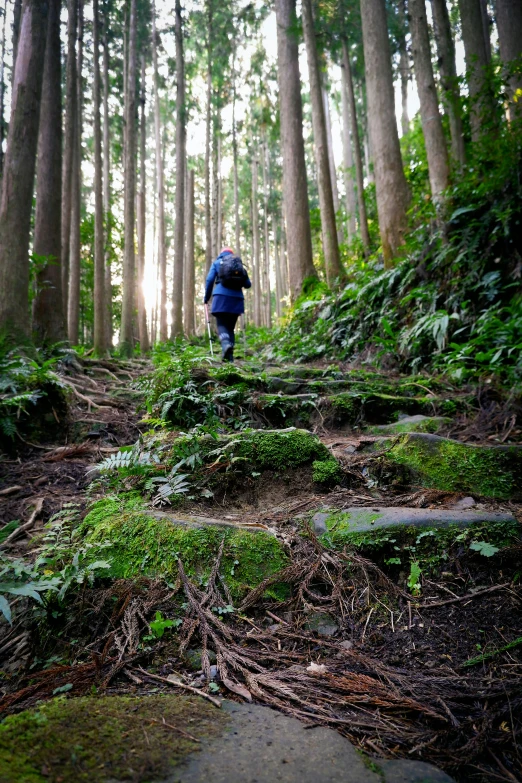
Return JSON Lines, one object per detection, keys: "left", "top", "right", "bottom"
{"left": 204, "top": 252, "right": 252, "bottom": 315}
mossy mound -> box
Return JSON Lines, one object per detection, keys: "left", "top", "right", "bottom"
{"left": 81, "top": 497, "right": 289, "bottom": 599}
{"left": 379, "top": 433, "right": 522, "bottom": 499}
{"left": 0, "top": 693, "right": 228, "bottom": 783}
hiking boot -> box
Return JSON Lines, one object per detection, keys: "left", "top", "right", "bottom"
{"left": 223, "top": 345, "right": 234, "bottom": 362}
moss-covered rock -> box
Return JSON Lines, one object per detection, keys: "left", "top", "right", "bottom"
{"left": 81, "top": 497, "right": 289, "bottom": 599}
{"left": 380, "top": 433, "right": 522, "bottom": 499}
{"left": 366, "top": 415, "right": 451, "bottom": 436}
{"left": 0, "top": 693, "right": 228, "bottom": 783}
{"left": 310, "top": 508, "right": 520, "bottom": 576}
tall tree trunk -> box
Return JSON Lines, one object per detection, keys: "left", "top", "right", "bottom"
{"left": 301, "top": 0, "right": 341, "bottom": 285}
{"left": 0, "top": 0, "right": 7, "bottom": 182}
{"left": 409, "top": 0, "right": 450, "bottom": 207}
{"left": 251, "top": 152, "right": 262, "bottom": 327}
{"left": 102, "top": 9, "right": 112, "bottom": 347}
{"left": 61, "top": 0, "right": 77, "bottom": 320}
{"left": 0, "top": 0, "right": 48, "bottom": 340}
{"left": 275, "top": 0, "right": 316, "bottom": 300}
{"left": 340, "top": 62, "right": 357, "bottom": 242}
{"left": 496, "top": 0, "right": 522, "bottom": 120}
{"left": 92, "top": 0, "right": 106, "bottom": 355}
{"left": 262, "top": 133, "right": 272, "bottom": 328}
{"left": 171, "top": 0, "right": 185, "bottom": 338}
{"left": 152, "top": 0, "right": 167, "bottom": 341}
{"left": 323, "top": 84, "right": 344, "bottom": 246}
{"left": 430, "top": 0, "right": 466, "bottom": 165}
{"left": 184, "top": 167, "right": 195, "bottom": 336}
{"left": 137, "top": 54, "right": 149, "bottom": 352}
{"left": 341, "top": 39, "right": 370, "bottom": 250}
{"left": 67, "top": 0, "right": 83, "bottom": 345}
{"left": 211, "top": 114, "right": 219, "bottom": 258}
{"left": 398, "top": 0, "right": 410, "bottom": 137}
{"left": 360, "top": 0, "right": 409, "bottom": 263}
{"left": 204, "top": 3, "right": 212, "bottom": 272}
{"left": 479, "top": 0, "right": 491, "bottom": 63}
{"left": 274, "top": 218, "right": 283, "bottom": 318}
{"left": 458, "top": 0, "right": 494, "bottom": 141}
{"left": 33, "top": 0, "right": 65, "bottom": 344}
{"left": 11, "top": 0, "right": 22, "bottom": 77}
{"left": 120, "top": 0, "right": 137, "bottom": 356}
{"left": 232, "top": 62, "right": 241, "bottom": 256}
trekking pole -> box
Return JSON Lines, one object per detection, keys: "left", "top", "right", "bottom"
{"left": 205, "top": 303, "right": 214, "bottom": 358}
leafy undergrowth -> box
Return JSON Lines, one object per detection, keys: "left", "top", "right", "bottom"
{"left": 261, "top": 119, "right": 522, "bottom": 388}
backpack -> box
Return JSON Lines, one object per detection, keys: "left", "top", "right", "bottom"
{"left": 217, "top": 254, "right": 248, "bottom": 290}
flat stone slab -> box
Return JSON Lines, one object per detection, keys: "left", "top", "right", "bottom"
{"left": 165, "top": 702, "right": 455, "bottom": 783}
{"left": 312, "top": 506, "right": 516, "bottom": 535}
{"left": 367, "top": 415, "right": 450, "bottom": 436}
{"left": 151, "top": 511, "right": 275, "bottom": 535}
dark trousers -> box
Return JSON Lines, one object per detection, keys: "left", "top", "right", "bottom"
{"left": 214, "top": 313, "right": 239, "bottom": 347}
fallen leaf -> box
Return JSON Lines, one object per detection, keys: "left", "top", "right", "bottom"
{"left": 307, "top": 662, "right": 328, "bottom": 674}
{"left": 221, "top": 676, "right": 252, "bottom": 702}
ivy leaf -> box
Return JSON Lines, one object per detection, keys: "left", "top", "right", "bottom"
{"left": 470, "top": 540, "right": 500, "bottom": 557}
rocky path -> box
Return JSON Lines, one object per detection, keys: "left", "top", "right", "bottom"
{"left": 0, "top": 355, "right": 520, "bottom": 782}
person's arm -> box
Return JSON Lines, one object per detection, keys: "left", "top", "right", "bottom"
{"left": 244, "top": 272, "right": 252, "bottom": 290}
{"left": 204, "top": 263, "right": 217, "bottom": 303}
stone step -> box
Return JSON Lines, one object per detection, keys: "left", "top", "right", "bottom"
{"left": 367, "top": 414, "right": 450, "bottom": 435}
{"left": 312, "top": 506, "right": 516, "bottom": 535}
{"left": 354, "top": 432, "right": 522, "bottom": 500}
{"left": 0, "top": 694, "right": 455, "bottom": 783}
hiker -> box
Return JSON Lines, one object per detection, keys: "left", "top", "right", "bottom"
{"left": 204, "top": 247, "right": 251, "bottom": 362}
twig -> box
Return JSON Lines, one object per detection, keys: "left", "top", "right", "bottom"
{"left": 419, "top": 583, "right": 511, "bottom": 608}
{"left": 0, "top": 486, "right": 22, "bottom": 497}
{"left": 0, "top": 498, "right": 44, "bottom": 549}
{"left": 132, "top": 666, "right": 222, "bottom": 708}
{"left": 488, "top": 749, "right": 520, "bottom": 783}
{"left": 266, "top": 610, "right": 289, "bottom": 626}
{"left": 149, "top": 716, "right": 200, "bottom": 743}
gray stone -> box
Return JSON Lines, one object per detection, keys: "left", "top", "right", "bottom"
{"left": 451, "top": 496, "right": 476, "bottom": 509}
{"left": 312, "top": 512, "right": 330, "bottom": 534}
{"left": 379, "top": 758, "right": 455, "bottom": 782}
{"left": 184, "top": 648, "right": 217, "bottom": 671}
{"left": 368, "top": 415, "right": 450, "bottom": 436}
{"left": 160, "top": 701, "right": 455, "bottom": 783}
{"left": 304, "top": 611, "right": 339, "bottom": 637}
{"left": 151, "top": 511, "right": 276, "bottom": 535}
{"left": 313, "top": 506, "right": 516, "bottom": 536}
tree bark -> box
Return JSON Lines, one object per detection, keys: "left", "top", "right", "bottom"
{"left": 120, "top": 0, "right": 137, "bottom": 356}
{"left": 360, "top": 0, "right": 409, "bottom": 263}
{"left": 61, "top": 0, "right": 77, "bottom": 321}
{"left": 204, "top": 2, "right": 212, "bottom": 272}
{"left": 398, "top": 0, "right": 410, "bottom": 137}
{"left": 341, "top": 39, "right": 370, "bottom": 251}
{"left": 11, "top": 0, "right": 22, "bottom": 77}
{"left": 0, "top": 0, "right": 8, "bottom": 183}
{"left": 102, "top": 9, "right": 112, "bottom": 348}
{"left": 430, "top": 0, "right": 466, "bottom": 165}
{"left": 67, "top": 0, "right": 83, "bottom": 345}
{"left": 32, "top": 0, "right": 66, "bottom": 344}
{"left": 458, "top": 0, "right": 494, "bottom": 141}
{"left": 0, "top": 0, "right": 48, "bottom": 341}
{"left": 274, "top": 218, "right": 283, "bottom": 318}
{"left": 262, "top": 133, "right": 272, "bottom": 328}
{"left": 251, "top": 151, "right": 262, "bottom": 327}
{"left": 301, "top": 0, "right": 341, "bottom": 286}
{"left": 137, "top": 54, "right": 149, "bottom": 352}
{"left": 92, "top": 0, "right": 106, "bottom": 355}
{"left": 496, "top": 0, "right": 522, "bottom": 120}
{"left": 184, "top": 167, "right": 195, "bottom": 336}
{"left": 322, "top": 84, "right": 344, "bottom": 246}
{"left": 211, "top": 113, "right": 219, "bottom": 258}
{"left": 152, "top": 0, "right": 167, "bottom": 341}
{"left": 340, "top": 59, "right": 357, "bottom": 242}
{"left": 409, "top": 0, "right": 450, "bottom": 207}
{"left": 275, "top": 0, "right": 316, "bottom": 300}
{"left": 232, "top": 61, "right": 241, "bottom": 256}
{"left": 171, "top": 0, "right": 185, "bottom": 338}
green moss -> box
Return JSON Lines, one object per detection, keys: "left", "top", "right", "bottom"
{"left": 385, "top": 434, "right": 522, "bottom": 499}
{"left": 0, "top": 693, "right": 228, "bottom": 783}
{"left": 312, "top": 459, "right": 342, "bottom": 485}
{"left": 367, "top": 416, "right": 450, "bottom": 436}
{"left": 234, "top": 428, "right": 331, "bottom": 470}
{"left": 81, "top": 497, "right": 289, "bottom": 599}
